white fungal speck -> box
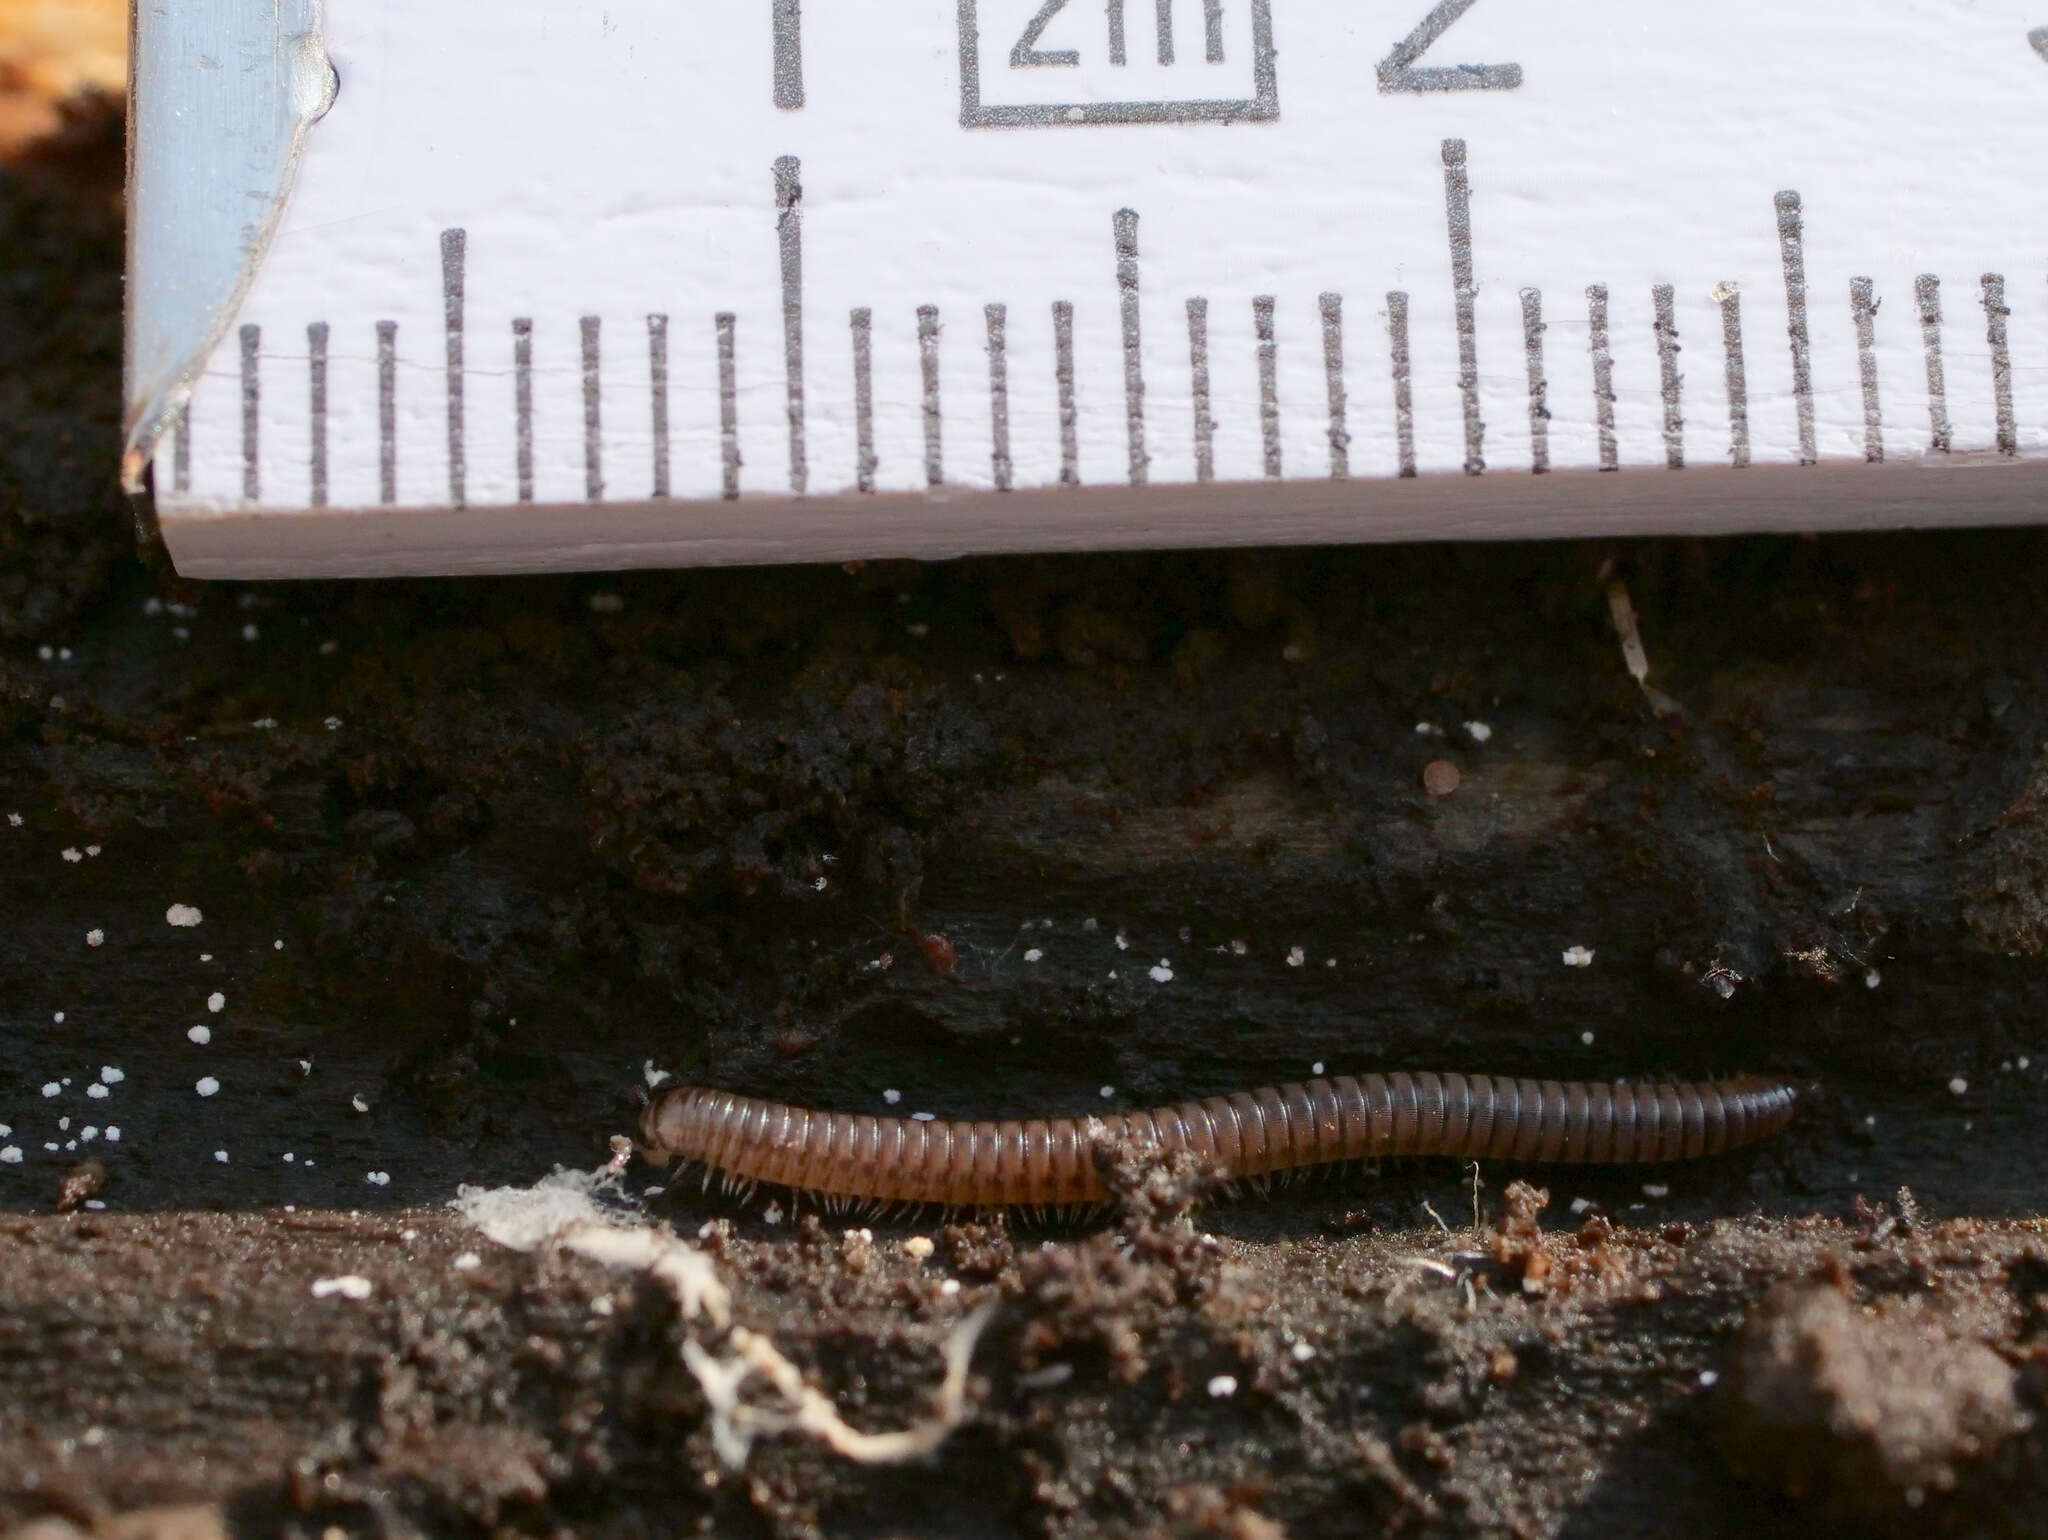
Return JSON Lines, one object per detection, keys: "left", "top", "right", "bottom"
{"left": 103, "top": 1127, "right": 119, "bottom": 1142}
{"left": 1864, "top": 968, "right": 1881, "bottom": 989}
{"left": 903, "top": 1236, "right": 935, "bottom": 1260}
{"left": 1465, "top": 721, "right": 1494, "bottom": 743}
{"left": 198, "top": 954, "right": 210, "bottom": 963}
{"left": 1099, "top": 1085, "right": 1116, "bottom": 1100}
{"left": 1114, "top": 931, "right": 1130, "bottom": 951}
{"left": 80, "top": 1127, "right": 96, "bottom": 1142}
{"left": 273, "top": 939, "right": 284, "bottom": 950}
{"left": 1082, "top": 917, "right": 1099, "bottom": 932}
{"left": 1569, "top": 1197, "right": 1594, "bottom": 1215}
{"left": 1149, "top": 960, "right": 1174, "bottom": 983}
{"left": 214, "top": 1149, "right": 229, "bottom": 1163}
{"left": 1698, "top": 1369, "right": 1720, "bottom": 1388}
{"left": 1024, "top": 948, "right": 1043, "bottom": 963}
{"left": 165, "top": 904, "right": 202, "bottom": 928}
{"left": 366, "top": 1170, "right": 390, "bottom": 1187}
{"left": 84, "top": 845, "right": 98, "bottom": 857}
{"left": 912, "top": 1110, "right": 936, "bottom": 1122}
{"left": 188, "top": 1026, "right": 210, "bottom": 1045}
{"left": 0, "top": 1147, "right": 19, "bottom": 1165}
{"left": 761, "top": 1200, "right": 784, "bottom": 1225}
{"left": 1581, "top": 1031, "right": 1595, "bottom": 1046}
{"left": 453, "top": 1252, "right": 482, "bottom": 1270}
{"left": 252, "top": 717, "right": 277, "bottom": 730}
{"left": 99, "top": 1067, "right": 122, "bottom": 1085}
{"left": 1642, "top": 1183, "right": 1670, "bottom": 1199}
{"left": 1287, "top": 945, "right": 1305, "bottom": 967}
{"left": 1312, "top": 1062, "right": 1325, "bottom": 1076}
{"left": 1207, "top": 1375, "right": 1239, "bottom": 1398}
{"left": 883, "top": 1088, "right": 902, "bottom": 1105}
{"left": 1230, "top": 939, "right": 1248, "bottom": 956}
{"left": 207, "top": 992, "right": 225, "bottom": 1013}
{"left": 1949, "top": 1076, "right": 1968, "bottom": 1096}
{"left": 0, "top": 1124, "right": 7, "bottom": 1137}
{"left": 86, "top": 1084, "right": 107, "bottom": 1100}
{"left": 1414, "top": 722, "right": 1438, "bottom": 736}
{"left": 41, "top": 1083, "right": 59, "bottom": 1098}
{"left": 195, "top": 1076, "right": 220, "bottom": 1097}
{"left": 324, "top": 716, "right": 343, "bottom": 731}
{"left": 241, "top": 624, "right": 260, "bottom": 642}
{"left": 52, "top": 1012, "right": 62, "bottom": 1023}
{"left": 41, "top": 1142, "right": 56, "bottom": 1153}
{"left": 310, "top": 1275, "right": 373, "bottom": 1300}
{"left": 1561, "top": 945, "right": 1595, "bottom": 968}
{"left": 1291, "top": 1342, "right": 1316, "bottom": 1363}
{"left": 61, "top": 847, "right": 81, "bottom": 863}
{"left": 2021, "top": 1056, "right": 2033, "bottom": 1070}
{"left": 85, "top": 929, "right": 104, "bottom": 947}
{"left": 6, "top": 813, "right": 19, "bottom": 826}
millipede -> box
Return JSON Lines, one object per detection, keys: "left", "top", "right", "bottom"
{"left": 639, "top": 1072, "right": 1799, "bottom": 1210}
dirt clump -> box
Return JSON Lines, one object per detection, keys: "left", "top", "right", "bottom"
{"left": 1716, "top": 1281, "right": 2033, "bottom": 1531}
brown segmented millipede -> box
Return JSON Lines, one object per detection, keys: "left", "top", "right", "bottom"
{"left": 639, "top": 1072, "right": 1798, "bottom": 1209}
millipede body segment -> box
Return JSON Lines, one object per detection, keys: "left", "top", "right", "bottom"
{"left": 640, "top": 1072, "right": 1798, "bottom": 1209}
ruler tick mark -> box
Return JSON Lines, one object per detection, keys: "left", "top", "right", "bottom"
{"left": 1914, "top": 275, "right": 1951, "bottom": 454}
{"left": 919, "top": 305, "right": 944, "bottom": 487}
{"left": 1518, "top": 287, "right": 1548, "bottom": 475}
{"left": 377, "top": 320, "right": 397, "bottom": 504}
{"left": 717, "top": 313, "right": 741, "bottom": 499}
{"left": 1982, "top": 273, "right": 2016, "bottom": 457}
{"left": 1773, "top": 191, "right": 1816, "bottom": 466}
{"left": 648, "top": 314, "right": 671, "bottom": 499}
{"left": 1387, "top": 291, "right": 1416, "bottom": 478}
{"left": 1186, "top": 297, "right": 1213, "bottom": 483}
{"left": 1442, "top": 139, "right": 1483, "bottom": 475}
{"left": 1319, "top": 292, "right": 1348, "bottom": 480}
{"left": 1115, "top": 209, "right": 1147, "bottom": 485}
{"left": 776, "top": 156, "right": 807, "bottom": 495}
{"left": 1054, "top": 300, "right": 1080, "bottom": 485}
{"left": 441, "top": 228, "right": 467, "bottom": 507}
{"left": 239, "top": 323, "right": 260, "bottom": 503}
{"left": 1653, "top": 284, "right": 1683, "bottom": 470}
{"left": 986, "top": 303, "right": 1013, "bottom": 491}
{"left": 1203, "top": 0, "right": 1224, "bottom": 62}
{"left": 851, "top": 309, "right": 876, "bottom": 493}
{"left": 307, "top": 321, "right": 329, "bottom": 507}
{"left": 1255, "top": 295, "right": 1281, "bottom": 479}
{"left": 1714, "top": 282, "right": 1750, "bottom": 469}
{"left": 772, "top": 0, "right": 804, "bottom": 110}
{"left": 1850, "top": 278, "right": 1882, "bottom": 464}
{"left": 1587, "top": 284, "right": 1617, "bottom": 472}
{"left": 172, "top": 401, "right": 191, "bottom": 495}
{"left": 512, "top": 318, "right": 534, "bottom": 503}
{"left": 582, "top": 315, "right": 604, "bottom": 503}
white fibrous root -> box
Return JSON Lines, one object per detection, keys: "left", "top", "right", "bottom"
{"left": 456, "top": 1166, "right": 993, "bottom": 1470}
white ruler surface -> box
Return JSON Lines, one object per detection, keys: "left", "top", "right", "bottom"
{"left": 130, "top": 2, "right": 2048, "bottom": 575}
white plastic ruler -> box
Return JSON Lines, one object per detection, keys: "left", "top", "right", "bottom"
{"left": 127, "top": 2, "right": 2048, "bottom": 576}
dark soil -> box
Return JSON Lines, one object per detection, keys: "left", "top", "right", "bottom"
{"left": 5, "top": 106, "right": 2048, "bottom": 1539}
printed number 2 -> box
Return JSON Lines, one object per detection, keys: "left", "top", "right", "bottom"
{"left": 1011, "top": 1, "right": 1227, "bottom": 69}
{"left": 1011, "top": 0, "right": 1079, "bottom": 67}
{"left": 1378, "top": 0, "right": 1522, "bottom": 92}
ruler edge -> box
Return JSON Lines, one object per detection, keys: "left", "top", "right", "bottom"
{"left": 158, "top": 456, "right": 2048, "bottom": 579}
